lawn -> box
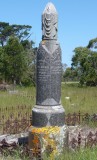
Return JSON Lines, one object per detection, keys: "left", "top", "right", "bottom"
{"left": 1, "top": 146, "right": 97, "bottom": 160}
{"left": 61, "top": 83, "right": 97, "bottom": 114}
{"left": 0, "top": 84, "right": 97, "bottom": 159}
{"left": 0, "top": 83, "right": 97, "bottom": 115}
{"left": 0, "top": 86, "right": 36, "bottom": 108}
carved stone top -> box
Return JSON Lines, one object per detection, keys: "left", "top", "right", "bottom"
{"left": 43, "top": 2, "right": 57, "bottom": 14}
{"left": 42, "top": 2, "right": 58, "bottom": 40}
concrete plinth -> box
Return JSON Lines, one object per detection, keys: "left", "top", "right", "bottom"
{"left": 29, "top": 125, "right": 67, "bottom": 159}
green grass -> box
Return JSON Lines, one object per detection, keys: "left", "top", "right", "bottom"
{"left": 42, "top": 147, "right": 97, "bottom": 160}
{"left": 58, "top": 147, "right": 97, "bottom": 160}
{"left": 0, "top": 146, "right": 30, "bottom": 160}
{"left": 61, "top": 83, "right": 97, "bottom": 114}
{"left": 1, "top": 147, "right": 97, "bottom": 160}
{"left": 1, "top": 84, "right": 97, "bottom": 115}
{"left": 0, "top": 84, "right": 97, "bottom": 159}
{"left": 0, "top": 86, "right": 36, "bottom": 124}
{"left": 0, "top": 86, "right": 36, "bottom": 108}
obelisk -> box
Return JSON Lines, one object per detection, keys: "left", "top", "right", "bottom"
{"left": 29, "top": 2, "right": 66, "bottom": 158}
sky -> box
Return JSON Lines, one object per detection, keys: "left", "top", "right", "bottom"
{"left": 0, "top": 0, "right": 97, "bottom": 67}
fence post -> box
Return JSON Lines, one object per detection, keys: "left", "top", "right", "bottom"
{"left": 78, "top": 111, "right": 81, "bottom": 125}
{"left": 78, "top": 132, "right": 81, "bottom": 149}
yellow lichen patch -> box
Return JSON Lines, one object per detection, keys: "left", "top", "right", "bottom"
{"left": 32, "top": 135, "right": 39, "bottom": 144}
{"left": 30, "top": 126, "right": 61, "bottom": 158}
{"left": 31, "top": 126, "right": 60, "bottom": 135}
{"left": 42, "top": 40, "right": 46, "bottom": 45}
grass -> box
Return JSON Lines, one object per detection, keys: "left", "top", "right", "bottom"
{"left": 0, "top": 86, "right": 36, "bottom": 108}
{"left": 61, "top": 83, "right": 97, "bottom": 114}
{"left": 1, "top": 146, "right": 97, "bottom": 160}
{"left": 54, "top": 147, "right": 97, "bottom": 160}
{"left": 0, "top": 87, "right": 36, "bottom": 130}
{"left": 0, "top": 146, "right": 30, "bottom": 160}
{"left": 42, "top": 144, "right": 97, "bottom": 160}
{"left": 0, "top": 83, "right": 97, "bottom": 159}
{"left": 1, "top": 83, "right": 97, "bottom": 115}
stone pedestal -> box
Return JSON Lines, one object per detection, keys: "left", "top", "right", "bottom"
{"left": 32, "top": 105, "right": 65, "bottom": 127}
{"left": 29, "top": 125, "right": 67, "bottom": 159}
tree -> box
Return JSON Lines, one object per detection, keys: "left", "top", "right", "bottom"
{"left": 87, "top": 37, "right": 97, "bottom": 49}
{"left": 0, "top": 22, "right": 12, "bottom": 47}
{"left": 0, "top": 47, "right": 5, "bottom": 81}
{"left": 11, "top": 24, "right": 32, "bottom": 41}
{"left": 0, "top": 21, "right": 36, "bottom": 86}
{"left": 21, "top": 41, "right": 37, "bottom": 86}
{"left": 4, "top": 36, "right": 27, "bottom": 84}
{"left": 72, "top": 41, "right": 97, "bottom": 86}
{"left": 0, "top": 22, "right": 32, "bottom": 47}
{"left": 63, "top": 67, "right": 78, "bottom": 82}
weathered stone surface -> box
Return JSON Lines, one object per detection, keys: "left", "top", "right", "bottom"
{"left": 29, "top": 125, "right": 67, "bottom": 157}
{"left": 67, "top": 126, "right": 97, "bottom": 150}
{"left": 0, "top": 132, "right": 28, "bottom": 145}
{"left": 36, "top": 41, "right": 62, "bottom": 106}
{"left": 42, "top": 2, "right": 58, "bottom": 40}
{"left": 32, "top": 2, "right": 65, "bottom": 127}
{"left": 32, "top": 105, "right": 65, "bottom": 127}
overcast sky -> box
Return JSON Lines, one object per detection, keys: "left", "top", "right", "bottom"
{"left": 0, "top": 0, "right": 97, "bottom": 66}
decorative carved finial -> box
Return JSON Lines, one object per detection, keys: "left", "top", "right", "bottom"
{"left": 42, "top": 2, "right": 58, "bottom": 40}
{"left": 43, "top": 2, "right": 57, "bottom": 14}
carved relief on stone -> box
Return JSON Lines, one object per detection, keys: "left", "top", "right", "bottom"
{"left": 36, "top": 43, "right": 62, "bottom": 106}
{"left": 42, "top": 2, "right": 58, "bottom": 40}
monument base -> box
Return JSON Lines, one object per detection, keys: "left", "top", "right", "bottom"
{"left": 29, "top": 125, "right": 67, "bottom": 159}
{"left": 32, "top": 105, "right": 65, "bottom": 127}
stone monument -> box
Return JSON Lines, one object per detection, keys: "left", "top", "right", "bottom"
{"left": 29, "top": 2, "right": 66, "bottom": 158}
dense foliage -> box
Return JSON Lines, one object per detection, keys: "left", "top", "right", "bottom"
{"left": 1, "top": 22, "right": 97, "bottom": 87}
{"left": 63, "top": 38, "right": 97, "bottom": 86}
{"left": 0, "top": 22, "right": 36, "bottom": 86}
